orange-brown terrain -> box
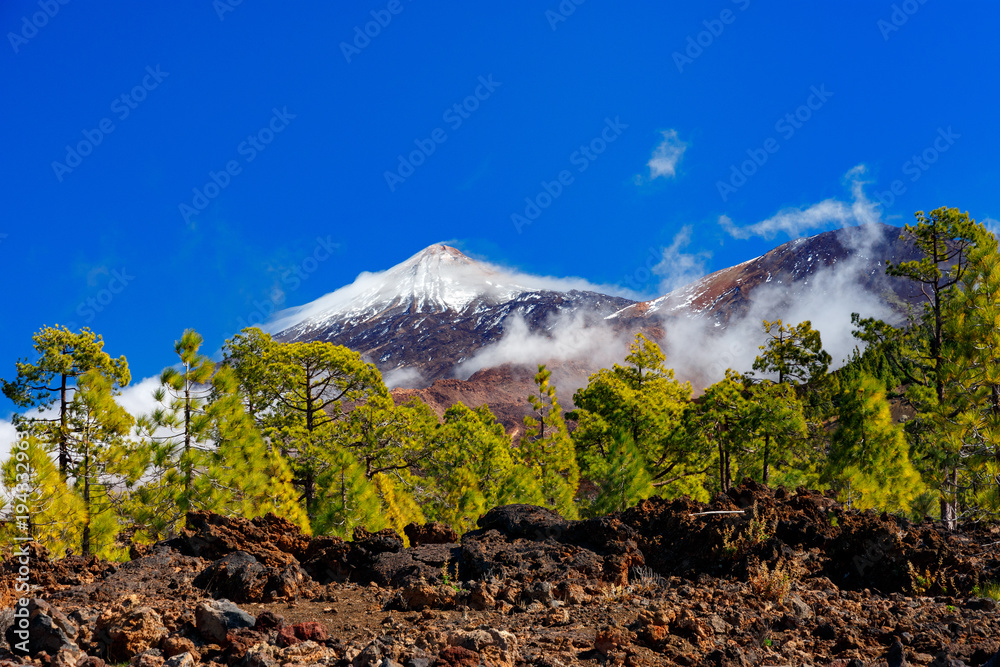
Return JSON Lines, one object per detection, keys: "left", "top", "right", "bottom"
{"left": 1, "top": 482, "right": 998, "bottom": 667}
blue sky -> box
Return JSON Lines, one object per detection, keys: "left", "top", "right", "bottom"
{"left": 2, "top": 1, "right": 999, "bottom": 420}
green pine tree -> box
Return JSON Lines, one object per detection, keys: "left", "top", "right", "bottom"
{"left": 571, "top": 334, "right": 705, "bottom": 498}
{"left": 591, "top": 430, "right": 653, "bottom": 515}
{"left": 426, "top": 402, "right": 515, "bottom": 532}
{"left": 0, "top": 434, "right": 85, "bottom": 557}
{"left": 67, "top": 370, "right": 139, "bottom": 558}
{"left": 2, "top": 325, "right": 130, "bottom": 475}
{"left": 855, "top": 207, "right": 983, "bottom": 528}
{"left": 264, "top": 341, "right": 387, "bottom": 516}
{"left": 522, "top": 365, "right": 579, "bottom": 519}
{"left": 825, "top": 372, "right": 924, "bottom": 513}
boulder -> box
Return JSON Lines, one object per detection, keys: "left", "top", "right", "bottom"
{"left": 163, "top": 653, "right": 196, "bottom": 667}
{"left": 194, "top": 551, "right": 306, "bottom": 603}
{"left": 195, "top": 599, "right": 256, "bottom": 643}
{"left": 403, "top": 522, "right": 459, "bottom": 546}
{"left": 129, "top": 650, "right": 164, "bottom": 667}
{"left": 3, "top": 599, "right": 79, "bottom": 657}
{"left": 93, "top": 601, "right": 167, "bottom": 663}
{"left": 276, "top": 622, "right": 328, "bottom": 647}
{"left": 160, "top": 511, "right": 310, "bottom": 566}
{"left": 161, "top": 637, "right": 200, "bottom": 663}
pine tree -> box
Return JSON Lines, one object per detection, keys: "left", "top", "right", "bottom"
{"left": 134, "top": 330, "right": 309, "bottom": 540}
{"left": 750, "top": 320, "right": 829, "bottom": 485}
{"left": 941, "top": 223, "right": 1000, "bottom": 518}
{"left": 572, "top": 334, "right": 703, "bottom": 495}
{"left": 67, "top": 370, "right": 138, "bottom": 558}
{"left": 855, "top": 207, "right": 982, "bottom": 528}
{"left": 426, "top": 402, "right": 514, "bottom": 532}
{"left": 496, "top": 464, "right": 546, "bottom": 508}
{"left": 265, "top": 341, "right": 387, "bottom": 516}
{"left": 204, "top": 367, "right": 310, "bottom": 530}
{"left": 0, "top": 434, "right": 85, "bottom": 557}
{"left": 312, "top": 448, "right": 384, "bottom": 538}
{"left": 743, "top": 379, "right": 810, "bottom": 487}
{"left": 522, "top": 365, "right": 579, "bottom": 519}
{"left": 2, "top": 326, "right": 130, "bottom": 475}
{"left": 135, "top": 329, "right": 216, "bottom": 536}
{"left": 591, "top": 431, "right": 653, "bottom": 515}
{"left": 696, "top": 370, "right": 750, "bottom": 493}
{"left": 220, "top": 326, "right": 280, "bottom": 425}
{"left": 752, "top": 319, "right": 832, "bottom": 387}
{"left": 825, "top": 373, "right": 924, "bottom": 513}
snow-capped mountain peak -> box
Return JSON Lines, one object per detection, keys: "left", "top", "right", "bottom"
{"left": 375, "top": 243, "right": 528, "bottom": 313}
{"left": 271, "top": 244, "right": 529, "bottom": 337}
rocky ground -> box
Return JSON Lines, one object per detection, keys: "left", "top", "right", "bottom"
{"left": 1, "top": 481, "right": 999, "bottom": 667}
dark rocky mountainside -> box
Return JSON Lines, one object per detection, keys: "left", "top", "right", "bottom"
{"left": 611, "top": 223, "right": 922, "bottom": 327}
{"left": 275, "top": 244, "right": 634, "bottom": 387}
{"left": 275, "top": 227, "right": 922, "bottom": 404}
{"left": 3, "top": 482, "right": 999, "bottom": 666}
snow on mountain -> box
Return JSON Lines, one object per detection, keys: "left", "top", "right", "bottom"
{"left": 270, "top": 244, "right": 636, "bottom": 387}
{"left": 266, "top": 227, "right": 923, "bottom": 393}
{"left": 271, "top": 245, "right": 528, "bottom": 337}
{"left": 608, "top": 223, "right": 921, "bottom": 325}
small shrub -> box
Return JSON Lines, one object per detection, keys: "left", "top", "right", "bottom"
{"left": 973, "top": 580, "right": 1000, "bottom": 601}
{"left": 630, "top": 565, "right": 666, "bottom": 594}
{"left": 907, "top": 560, "right": 952, "bottom": 596}
{"left": 720, "top": 502, "right": 773, "bottom": 558}
{"left": 748, "top": 560, "right": 792, "bottom": 603}
{"left": 441, "top": 557, "right": 461, "bottom": 593}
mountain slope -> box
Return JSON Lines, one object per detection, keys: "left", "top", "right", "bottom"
{"left": 273, "top": 225, "right": 923, "bottom": 397}
{"left": 610, "top": 223, "right": 922, "bottom": 326}
{"left": 274, "top": 244, "right": 635, "bottom": 386}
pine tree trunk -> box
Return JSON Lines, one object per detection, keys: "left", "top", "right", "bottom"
{"left": 59, "top": 373, "right": 69, "bottom": 475}
{"left": 724, "top": 451, "right": 732, "bottom": 492}
{"left": 184, "top": 374, "right": 192, "bottom": 494}
{"left": 762, "top": 434, "right": 771, "bottom": 486}
{"left": 81, "top": 445, "right": 91, "bottom": 556}
{"left": 941, "top": 467, "right": 958, "bottom": 530}
{"left": 304, "top": 471, "right": 315, "bottom": 517}
{"left": 718, "top": 441, "right": 727, "bottom": 493}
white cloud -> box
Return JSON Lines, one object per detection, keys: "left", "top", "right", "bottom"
{"left": 382, "top": 367, "right": 425, "bottom": 390}
{"left": 720, "top": 164, "right": 880, "bottom": 240}
{"left": 0, "top": 418, "right": 20, "bottom": 472}
{"left": 116, "top": 375, "right": 166, "bottom": 419}
{"left": 0, "top": 375, "right": 166, "bottom": 477}
{"left": 646, "top": 130, "right": 687, "bottom": 181}
{"left": 652, "top": 226, "right": 712, "bottom": 294}
{"left": 982, "top": 217, "right": 1000, "bottom": 239}
{"left": 453, "top": 310, "right": 633, "bottom": 390}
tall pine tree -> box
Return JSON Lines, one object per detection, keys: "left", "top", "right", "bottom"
{"left": 2, "top": 326, "right": 130, "bottom": 475}
{"left": 522, "top": 365, "right": 579, "bottom": 519}
{"left": 825, "top": 372, "right": 924, "bottom": 513}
